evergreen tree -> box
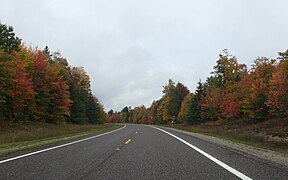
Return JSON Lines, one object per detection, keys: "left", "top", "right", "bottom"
{"left": 189, "top": 81, "right": 203, "bottom": 124}
{"left": 0, "top": 22, "right": 21, "bottom": 53}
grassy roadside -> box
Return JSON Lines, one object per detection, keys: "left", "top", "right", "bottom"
{"left": 0, "top": 122, "right": 122, "bottom": 156}
{"left": 162, "top": 118, "right": 288, "bottom": 154}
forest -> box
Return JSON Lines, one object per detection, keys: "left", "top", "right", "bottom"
{"left": 108, "top": 49, "right": 288, "bottom": 125}
{"left": 1, "top": 21, "right": 287, "bottom": 127}
{"left": 0, "top": 22, "right": 106, "bottom": 125}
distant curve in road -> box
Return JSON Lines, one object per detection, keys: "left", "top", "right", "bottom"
{"left": 1, "top": 124, "right": 287, "bottom": 179}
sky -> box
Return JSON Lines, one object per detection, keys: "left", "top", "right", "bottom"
{"left": 0, "top": 0, "right": 287, "bottom": 111}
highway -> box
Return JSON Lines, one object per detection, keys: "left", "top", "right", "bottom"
{"left": 0, "top": 124, "right": 287, "bottom": 179}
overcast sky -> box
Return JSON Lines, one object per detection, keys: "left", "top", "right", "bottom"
{"left": 1, "top": 0, "right": 287, "bottom": 111}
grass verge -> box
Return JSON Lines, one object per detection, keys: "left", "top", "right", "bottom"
{"left": 0, "top": 122, "right": 122, "bottom": 156}
{"left": 162, "top": 118, "right": 288, "bottom": 155}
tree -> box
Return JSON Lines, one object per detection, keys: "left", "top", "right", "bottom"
{"left": 0, "top": 50, "right": 11, "bottom": 119}
{"left": 69, "top": 67, "right": 90, "bottom": 124}
{"left": 0, "top": 52, "right": 35, "bottom": 122}
{"left": 87, "top": 96, "right": 105, "bottom": 124}
{"left": 130, "top": 106, "right": 147, "bottom": 124}
{"left": 0, "top": 22, "right": 105, "bottom": 125}
{"left": 48, "top": 77, "right": 72, "bottom": 123}
{"left": 120, "top": 106, "right": 130, "bottom": 122}
{"left": 189, "top": 81, "right": 203, "bottom": 124}
{"left": 156, "top": 99, "right": 165, "bottom": 124}
{"left": 204, "top": 50, "right": 247, "bottom": 121}
{"left": 250, "top": 57, "right": 276, "bottom": 120}
{"left": 177, "top": 93, "right": 193, "bottom": 123}
{"left": 221, "top": 92, "right": 241, "bottom": 120}
{"left": 108, "top": 111, "right": 122, "bottom": 123}
{"left": 200, "top": 76, "right": 222, "bottom": 121}
{"left": 32, "top": 51, "right": 52, "bottom": 121}
{"left": 47, "top": 52, "right": 73, "bottom": 123}
{"left": 213, "top": 50, "right": 245, "bottom": 93}
{"left": 121, "top": 106, "right": 129, "bottom": 113}
{"left": 31, "top": 51, "right": 72, "bottom": 123}
{"left": 67, "top": 65, "right": 106, "bottom": 124}
{"left": 176, "top": 82, "right": 189, "bottom": 101}
{"left": 147, "top": 100, "right": 160, "bottom": 124}
{"left": 266, "top": 50, "right": 288, "bottom": 117}
{"left": 212, "top": 49, "right": 239, "bottom": 90}
{"left": 162, "top": 79, "right": 183, "bottom": 123}
{"left": 0, "top": 22, "right": 21, "bottom": 53}
{"left": 42, "top": 46, "right": 52, "bottom": 62}
{"left": 108, "top": 109, "right": 114, "bottom": 116}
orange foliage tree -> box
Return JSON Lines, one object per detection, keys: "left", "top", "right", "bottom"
{"left": 266, "top": 50, "right": 288, "bottom": 117}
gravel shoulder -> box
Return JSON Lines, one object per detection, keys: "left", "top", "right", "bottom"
{"left": 161, "top": 126, "right": 288, "bottom": 167}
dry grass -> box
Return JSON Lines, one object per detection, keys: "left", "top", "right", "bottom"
{"left": 0, "top": 122, "right": 120, "bottom": 145}
{"left": 0, "top": 122, "right": 121, "bottom": 155}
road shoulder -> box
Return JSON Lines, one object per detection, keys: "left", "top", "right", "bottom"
{"left": 160, "top": 126, "right": 288, "bottom": 168}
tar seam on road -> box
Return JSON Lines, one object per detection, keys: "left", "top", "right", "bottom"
{"left": 150, "top": 126, "right": 253, "bottom": 180}
{"left": 0, "top": 124, "right": 127, "bottom": 164}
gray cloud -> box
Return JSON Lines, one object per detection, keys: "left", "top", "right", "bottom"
{"left": 1, "top": 0, "right": 287, "bottom": 111}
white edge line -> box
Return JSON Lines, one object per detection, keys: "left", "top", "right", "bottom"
{"left": 150, "top": 126, "right": 253, "bottom": 180}
{"left": 0, "top": 124, "right": 126, "bottom": 164}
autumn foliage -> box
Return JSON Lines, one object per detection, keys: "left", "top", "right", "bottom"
{"left": 108, "top": 49, "right": 288, "bottom": 125}
{"left": 1, "top": 22, "right": 286, "bottom": 126}
{"left": 0, "top": 22, "right": 105, "bottom": 124}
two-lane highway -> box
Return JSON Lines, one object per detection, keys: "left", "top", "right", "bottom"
{"left": 1, "top": 124, "right": 287, "bottom": 179}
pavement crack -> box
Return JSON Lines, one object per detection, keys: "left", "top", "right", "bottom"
{"left": 78, "top": 128, "right": 140, "bottom": 179}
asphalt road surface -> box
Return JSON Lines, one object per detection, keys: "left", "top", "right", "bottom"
{"left": 1, "top": 124, "right": 287, "bottom": 179}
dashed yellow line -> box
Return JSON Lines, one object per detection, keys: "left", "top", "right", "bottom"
{"left": 125, "top": 139, "right": 132, "bottom": 144}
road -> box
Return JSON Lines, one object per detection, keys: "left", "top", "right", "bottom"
{"left": 0, "top": 124, "right": 287, "bottom": 179}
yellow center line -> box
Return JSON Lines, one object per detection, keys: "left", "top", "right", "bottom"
{"left": 125, "top": 139, "right": 132, "bottom": 144}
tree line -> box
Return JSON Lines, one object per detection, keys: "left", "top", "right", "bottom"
{"left": 108, "top": 49, "right": 288, "bottom": 124}
{"left": 0, "top": 22, "right": 105, "bottom": 124}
